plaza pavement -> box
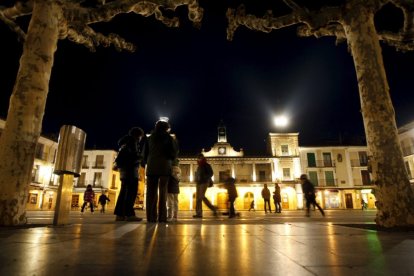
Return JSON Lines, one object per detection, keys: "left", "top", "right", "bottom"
{"left": 1, "top": 210, "right": 413, "bottom": 276}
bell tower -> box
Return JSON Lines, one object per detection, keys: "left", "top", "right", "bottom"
{"left": 217, "top": 120, "right": 227, "bottom": 143}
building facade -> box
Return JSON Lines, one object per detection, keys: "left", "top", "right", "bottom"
{"left": 176, "top": 125, "right": 376, "bottom": 212}
{"left": 4, "top": 118, "right": 414, "bottom": 212}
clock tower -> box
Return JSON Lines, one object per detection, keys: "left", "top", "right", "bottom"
{"left": 202, "top": 121, "right": 243, "bottom": 157}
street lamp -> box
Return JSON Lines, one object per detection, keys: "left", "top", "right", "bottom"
{"left": 273, "top": 115, "right": 289, "bottom": 128}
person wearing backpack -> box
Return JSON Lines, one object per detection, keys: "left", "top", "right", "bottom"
{"left": 193, "top": 154, "right": 218, "bottom": 218}
{"left": 113, "top": 127, "right": 144, "bottom": 222}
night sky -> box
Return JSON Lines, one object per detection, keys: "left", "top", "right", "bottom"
{"left": 0, "top": 1, "right": 414, "bottom": 154}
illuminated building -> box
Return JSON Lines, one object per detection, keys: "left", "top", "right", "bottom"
{"left": 4, "top": 118, "right": 414, "bottom": 211}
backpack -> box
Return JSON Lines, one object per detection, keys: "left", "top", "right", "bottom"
{"left": 113, "top": 145, "right": 136, "bottom": 170}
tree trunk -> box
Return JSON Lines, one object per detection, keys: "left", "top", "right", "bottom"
{"left": 0, "top": 0, "right": 60, "bottom": 226}
{"left": 342, "top": 4, "right": 414, "bottom": 227}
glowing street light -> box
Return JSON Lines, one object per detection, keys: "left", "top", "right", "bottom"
{"left": 274, "top": 115, "right": 289, "bottom": 128}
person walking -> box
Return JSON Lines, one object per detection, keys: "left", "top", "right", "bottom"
{"left": 167, "top": 160, "right": 181, "bottom": 222}
{"left": 98, "top": 192, "right": 110, "bottom": 213}
{"left": 220, "top": 172, "right": 238, "bottom": 218}
{"left": 261, "top": 183, "right": 271, "bottom": 213}
{"left": 300, "top": 174, "right": 325, "bottom": 217}
{"left": 249, "top": 200, "right": 255, "bottom": 212}
{"left": 113, "top": 127, "right": 145, "bottom": 222}
{"left": 273, "top": 183, "right": 282, "bottom": 213}
{"left": 361, "top": 198, "right": 367, "bottom": 210}
{"left": 193, "top": 154, "right": 218, "bottom": 218}
{"left": 81, "top": 184, "right": 95, "bottom": 213}
{"left": 143, "top": 120, "right": 179, "bottom": 223}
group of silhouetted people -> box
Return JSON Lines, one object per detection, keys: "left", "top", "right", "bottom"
{"left": 81, "top": 121, "right": 326, "bottom": 222}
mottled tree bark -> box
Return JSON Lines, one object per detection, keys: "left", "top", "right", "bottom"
{"left": 0, "top": 0, "right": 60, "bottom": 225}
{"left": 342, "top": 4, "right": 414, "bottom": 227}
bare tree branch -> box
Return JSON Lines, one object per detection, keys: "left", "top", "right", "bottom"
{"left": 0, "top": 9, "right": 26, "bottom": 42}
{"left": 297, "top": 23, "right": 346, "bottom": 45}
{"left": 227, "top": 5, "right": 302, "bottom": 41}
{"left": 226, "top": 0, "right": 414, "bottom": 53}
{"left": 60, "top": 0, "right": 202, "bottom": 51}
{"left": 66, "top": 23, "right": 136, "bottom": 52}
{"left": 0, "top": 1, "right": 33, "bottom": 19}
{"left": 226, "top": 4, "right": 342, "bottom": 41}
{"left": 0, "top": 0, "right": 203, "bottom": 52}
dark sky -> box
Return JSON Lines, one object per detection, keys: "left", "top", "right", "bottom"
{"left": 1, "top": 1, "right": 414, "bottom": 154}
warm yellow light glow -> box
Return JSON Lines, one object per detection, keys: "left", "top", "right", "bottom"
{"left": 39, "top": 165, "right": 52, "bottom": 183}
{"left": 274, "top": 115, "right": 288, "bottom": 127}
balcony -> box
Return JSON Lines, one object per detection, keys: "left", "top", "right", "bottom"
{"left": 76, "top": 180, "right": 104, "bottom": 188}
{"left": 92, "top": 162, "right": 105, "bottom": 169}
{"left": 275, "top": 152, "right": 300, "bottom": 158}
{"left": 314, "top": 178, "right": 337, "bottom": 187}
{"left": 34, "top": 152, "right": 48, "bottom": 161}
{"left": 77, "top": 181, "right": 86, "bottom": 187}
{"left": 306, "top": 160, "right": 335, "bottom": 168}
{"left": 235, "top": 174, "right": 253, "bottom": 183}
{"left": 350, "top": 159, "right": 368, "bottom": 167}
{"left": 256, "top": 175, "right": 273, "bottom": 182}
{"left": 353, "top": 178, "right": 373, "bottom": 186}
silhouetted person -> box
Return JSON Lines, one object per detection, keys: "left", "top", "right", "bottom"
{"left": 98, "top": 193, "right": 110, "bottom": 213}
{"left": 167, "top": 160, "right": 181, "bottom": 222}
{"left": 261, "top": 183, "right": 271, "bottom": 213}
{"left": 81, "top": 184, "right": 95, "bottom": 213}
{"left": 273, "top": 183, "right": 282, "bottom": 213}
{"left": 113, "top": 127, "right": 144, "bottom": 222}
{"left": 143, "top": 120, "right": 179, "bottom": 223}
{"left": 249, "top": 200, "right": 255, "bottom": 212}
{"left": 361, "top": 198, "right": 367, "bottom": 210}
{"left": 193, "top": 154, "right": 218, "bottom": 218}
{"left": 300, "top": 174, "right": 325, "bottom": 217}
{"left": 219, "top": 172, "right": 238, "bottom": 218}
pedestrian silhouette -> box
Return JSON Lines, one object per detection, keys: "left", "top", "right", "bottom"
{"left": 113, "top": 127, "right": 144, "bottom": 222}
{"left": 81, "top": 184, "right": 95, "bottom": 213}
{"left": 249, "top": 200, "right": 255, "bottom": 212}
{"left": 300, "top": 174, "right": 325, "bottom": 217}
{"left": 261, "top": 184, "right": 272, "bottom": 213}
{"left": 98, "top": 193, "right": 110, "bottom": 213}
{"left": 273, "top": 183, "right": 282, "bottom": 213}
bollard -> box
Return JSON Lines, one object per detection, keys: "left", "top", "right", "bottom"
{"left": 53, "top": 125, "right": 86, "bottom": 226}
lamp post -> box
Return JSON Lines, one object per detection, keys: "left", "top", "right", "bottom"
{"left": 53, "top": 125, "right": 86, "bottom": 226}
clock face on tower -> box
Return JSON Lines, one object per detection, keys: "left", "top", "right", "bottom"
{"left": 218, "top": 147, "right": 226, "bottom": 155}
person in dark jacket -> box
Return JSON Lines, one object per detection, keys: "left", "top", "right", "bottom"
{"left": 220, "top": 172, "right": 238, "bottom": 218}
{"left": 81, "top": 184, "right": 95, "bottom": 213}
{"left": 143, "top": 120, "right": 179, "bottom": 223}
{"left": 273, "top": 183, "right": 282, "bottom": 213}
{"left": 300, "top": 174, "right": 325, "bottom": 217}
{"left": 261, "top": 184, "right": 271, "bottom": 213}
{"left": 98, "top": 192, "right": 110, "bottom": 213}
{"left": 193, "top": 154, "right": 218, "bottom": 218}
{"left": 113, "top": 127, "right": 144, "bottom": 222}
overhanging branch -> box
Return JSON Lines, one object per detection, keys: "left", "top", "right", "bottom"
{"left": 0, "top": 9, "right": 26, "bottom": 42}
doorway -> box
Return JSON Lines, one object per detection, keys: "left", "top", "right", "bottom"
{"left": 345, "top": 193, "right": 353, "bottom": 209}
